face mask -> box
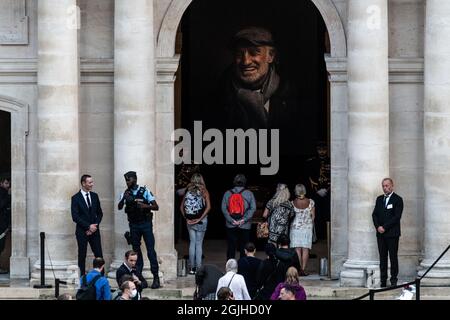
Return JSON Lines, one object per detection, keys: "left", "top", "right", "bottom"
{"left": 130, "top": 289, "right": 137, "bottom": 298}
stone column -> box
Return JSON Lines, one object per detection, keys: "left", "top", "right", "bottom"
{"left": 109, "top": 0, "right": 156, "bottom": 280}
{"left": 340, "top": 0, "right": 389, "bottom": 287}
{"left": 419, "top": 0, "right": 450, "bottom": 285}
{"left": 32, "top": 0, "right": 80, "bottom": 282}
{"left": 154, "top": 57, "right": 180, "bottom": 281}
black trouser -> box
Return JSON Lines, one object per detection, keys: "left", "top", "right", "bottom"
{"left": 312, "top": 194, "right": 330, "bottom": 240}
{"left": 0, "top": 235, "right": 6, "bottom": 255}
{"left": 377, "top": 236, "right": 399, "bottom": 285}
{"left": 130, "top": 220, "right": 159, "bottom": 276}
{"left": 226, "top": 227, "right": 250, "bottom": 260}
{"left": 76, "top": 229, "right": 103, "bottom": 276}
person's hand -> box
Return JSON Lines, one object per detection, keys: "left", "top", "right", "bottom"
{"left": 132, "top": 275, "right": 141, "bottom": 284}
{"left": 232, "top": 220, "right": 240, "bottom": 226}
{"left": 86, "top": 230, "right": 92, "bottom": 236}
{"left": 317, "top": 188, "right": 328, "bottom": 197}
{"left": 187, "top": 219, "right": 197, "bottom": 225}
{"left": 89, "top": 224, "right": 97, "bottom": 233}
{"left": 377, "top": 226, "right": 385, "bottom": 234}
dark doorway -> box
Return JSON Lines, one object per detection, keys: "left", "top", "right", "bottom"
{"left": 174, "top": 0, "right": 329, "bottom": 250}
{"left": 0, "top": 110, "right": 11, "bottom": 275}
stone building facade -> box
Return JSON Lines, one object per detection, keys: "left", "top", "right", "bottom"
{"left": 0, "top": 0, "right": 447, "bottom": 287}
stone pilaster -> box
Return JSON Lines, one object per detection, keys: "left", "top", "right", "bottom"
{"left": 340, "top": 0, "right": 389, "bottom": 287}
{"left": 419, "top": 0, "right": 450, "bottom": 285}
{"left": 109, "top": 0, "right": 157, "bottom": 280}
{"left": 325, "top": 56, "right": 348, "bottom": 279}
{"left": 33, "top": 0, "right": 80, "bottom": 282}
{"left": 154, "top": 57, "right": 181, "bottom": 281}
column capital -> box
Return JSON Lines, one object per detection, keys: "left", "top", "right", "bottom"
{"left": 325, "top": 55, "right": 347, "bottom": 83}
{"left": 156, "top": 55, "right": 180, "bottom": 85}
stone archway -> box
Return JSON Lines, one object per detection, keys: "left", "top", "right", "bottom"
{"left": 155, "top": 0, "right": 348, "bottom": 279}
{"left": 156, "top": 0, "right": 346, "bottom": 58}
{"left": 0, "top": 95, "right": 29, "bottom": 279}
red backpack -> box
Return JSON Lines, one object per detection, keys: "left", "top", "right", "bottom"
{"left": 228, "top": 189, "right": 245, "bottom": 220}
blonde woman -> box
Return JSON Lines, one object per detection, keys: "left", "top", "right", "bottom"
{"left": 270, "top": 267, "right": 306, "bottom": 300}
{"left": 263, "top": 183, "right": 295, "bottom": 244}
{"left": 290, "top": 184, "right": 315, "bottom": 276}
{"left": 180, "top": 173, "right": 211, "bottom": 274}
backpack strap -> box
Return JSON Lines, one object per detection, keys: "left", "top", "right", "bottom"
{"left": 82, "top": 275, "right": 88, "bottom": 286}
{"left": 89, "top": 274, "right": 102, "bottom": 287}
{"left": 227, "top": 273, "right": 236, "bottom": 288}
{"left": 229, "top": 189, "right": 246, "bottom": 195}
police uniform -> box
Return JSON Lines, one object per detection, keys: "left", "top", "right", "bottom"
{"left": 119, "top": 171, "right": 160, "bottom": 288}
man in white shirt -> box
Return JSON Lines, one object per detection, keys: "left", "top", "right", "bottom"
{"left": 216, "top": 259, "right": 250, "bottom": 300}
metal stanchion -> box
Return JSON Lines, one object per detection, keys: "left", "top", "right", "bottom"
{"left": 320, "top": 221, "right": 338, "bottom": 280}
{"left": 33, "top": 232, "right": 52, "bottom": 289}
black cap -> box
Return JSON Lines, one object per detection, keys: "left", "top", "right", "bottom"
{"left": 316, "top": 141, "right": 327, "bottom": 148}
{"left": 231, "top": 27, "right": 274, "bottom": 48}
{"left": 124, "top": 171, "right": 137, "bottom": 179}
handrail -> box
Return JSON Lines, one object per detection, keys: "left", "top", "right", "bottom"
{"left": 353, "top": 244, "right": 450, "bottom": 300}
{"left": 419, "top": 244, "right": 450, "bottom": 280}
{"left": 353, "top": 279, "right": 418, "bottom": 300}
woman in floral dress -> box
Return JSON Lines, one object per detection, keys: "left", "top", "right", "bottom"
{"left": 290, "top": 184, "right": 315, "bottom": 276}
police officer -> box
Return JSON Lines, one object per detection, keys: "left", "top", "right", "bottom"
{"left": 305, "top": 141, "right": 330, "bottom": 240}
{"left": 118, "top": 171, "right": 160, "bottom": 289}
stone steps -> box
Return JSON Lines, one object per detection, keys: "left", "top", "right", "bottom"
{"left": 0, "top": 283, "right": 449, "bottom": 300}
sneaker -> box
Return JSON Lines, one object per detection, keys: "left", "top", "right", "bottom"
{"left": 189, "top": 267, "right": 196, "bottom": 275}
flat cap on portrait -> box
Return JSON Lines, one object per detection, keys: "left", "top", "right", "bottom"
{"left": 231, "top": 26, "right": 275, "bottom": 48}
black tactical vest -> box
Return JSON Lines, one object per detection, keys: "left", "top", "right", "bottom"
{"left": 124, "top": 186, "right": 152, "bottom": 223}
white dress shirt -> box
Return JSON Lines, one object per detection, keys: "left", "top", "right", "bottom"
{"left": 216, "top": 271, "right": 251, "bottom": 300}
{"left": 384, "top": 192, "right": 393, "bottom": 207}
{"left": 81, "top": 189, "right": 91, "bottom": 208}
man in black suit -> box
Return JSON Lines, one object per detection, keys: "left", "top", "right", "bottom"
{"left": 71, "top": 174, "right": 103, "bottom": 276}
{"left": 116, "top": 250, "right": 148, "bottom": 300}
{"left": 372, "top": 178, "right": 404, "bottom": 287}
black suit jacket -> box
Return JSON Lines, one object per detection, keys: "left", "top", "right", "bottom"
{"left": 71, "top": 191, "right": 103, "bottom": 234}
{"left": 372, "top": 192, "right": 404, "bottom": 238}
{"left": 116, "top": 263, "right": 148, "bottom": 292}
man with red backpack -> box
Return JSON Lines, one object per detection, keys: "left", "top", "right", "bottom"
{"left": 221, "top": 174, "right": 256, "bottom": 260}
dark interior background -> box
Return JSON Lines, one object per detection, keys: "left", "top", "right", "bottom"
{"left": 0, "top": 111, "right": 11, "bottom": 179}
{"left": 175, "top": 0, "right": 329, "bottom": 242}
{"left": 0, "top": 110, "right": 11, "bottom": 270}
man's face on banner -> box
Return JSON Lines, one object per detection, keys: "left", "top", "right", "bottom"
{"left": 233, "top": 45, "right": 274, "bottom": 86}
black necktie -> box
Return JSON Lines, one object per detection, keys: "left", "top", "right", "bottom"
{"left": 86, "top": 193, "right": 92, "bottom": 209}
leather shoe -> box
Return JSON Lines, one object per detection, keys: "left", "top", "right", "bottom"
{"left": 380, "top": 282, "right": 387, "bottom": 288}
{"left": 151, "top": 276, "right": 160, "bottom": 289}
{"left": 390, "top": 281, "right": 398, "bottom": 287}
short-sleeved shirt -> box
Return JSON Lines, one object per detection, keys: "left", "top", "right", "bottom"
{"left": 119, "top": 185, "right": 155, "bottom": 203}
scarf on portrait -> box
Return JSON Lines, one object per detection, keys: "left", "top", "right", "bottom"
{"left": 232, "top": 66, "right": 280, "bottom": 128}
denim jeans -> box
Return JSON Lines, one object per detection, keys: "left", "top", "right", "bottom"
{"left": 187, "top": 225, "right": 205, "bottom": 269}
{"left": 130, "top": 220, "right": 159, "bottom": 276}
